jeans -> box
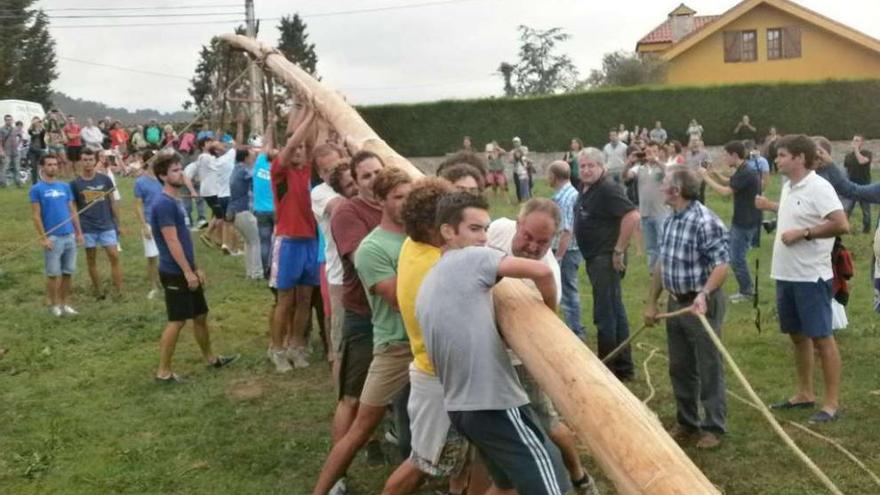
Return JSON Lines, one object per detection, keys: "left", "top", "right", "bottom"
{"left": 729, "top": 225, "right": 758, "bottom": 296}
{"left": 0, "top": 154, "right": 22, "bottom": 187}
{"left": 666, "top": 290, "right": 727, "bottom": 434}
{"left": 641, "top": 215, "right": 666, "bottom": 270}
{"left": 27, "top": 148, "right": 45, "bottom": 184}
{"left": 585, "top": 254, "right": 633, "bottom": 378}
{"left": 233, "top": 211, "right": 263, "bottom": 278}
{"left": 843, "top": 197, "right": 871, "bottom": 233}
{"left": 255, "top": 212, "right": 275, "bottom": 278}
{"left": 556, "top": 249, "right": 585, "bottom": 337}
{"left": 181, "top": 192, "right": 207, "bottom": 226}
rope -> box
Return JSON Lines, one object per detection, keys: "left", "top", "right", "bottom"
{"left": 601, "top": 305, "right": 692, "bottom": 365}
{"left": 695, "top": 312, "right": 843, "bottom": 495}
{"left": 641, "top": 347, "right": 659, "bottom": 405}
{"left": 0, "top": 65, "right": 251, "bottom": 266}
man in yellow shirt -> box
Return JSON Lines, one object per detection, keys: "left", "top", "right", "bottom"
{"left": 382, "top": 178, "right": 472, "bottom": 494}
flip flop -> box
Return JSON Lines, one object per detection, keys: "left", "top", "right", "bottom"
{"left": 769, "top": 399, "right": 815, "bottom": 410}
{"left": 809, "top": 410, "right": 840, "bottom": 423}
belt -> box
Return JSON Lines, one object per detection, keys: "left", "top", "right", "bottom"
{"left": 670, "top": 291, "right": 700, "bottom": 304}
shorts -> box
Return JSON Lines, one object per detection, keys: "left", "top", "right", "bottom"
{"left": 487, "top": 170, "right": 507, "bottom": 186}
{"left": 203, "top": 195, "right": 223, "bottom": 219}
{"left": 159, "top": 271, "right": 209, "bottom": 322}
{"left": 44, "top": 234, "right": 77, "bottom": 276}
{"left": 83, "top": 229, "right": 118, "bottom": 248}
{"left": 776, "top": 278, "right": 833, "bottom": 338}
{"left": 66, "top": 145, "right": 82, "bottom": 162}
{"left": 142, "top": 226, "right": 159, "bottom": 258}
{"left": 408, "top": 365, "right": 471, "bottom": 477}
{"left": 337, "top": 310, "right": 374, "bottom": 400}
{"left": 269, "top": 237, "right": 319, "bottom": 290}
{"left": 218, "top": 197, "right": 229, "bottom": 219}
{"left": 514, "top": 365, "right": 560, "bottom": 432}
{"left": 48, "top": 144, "right": 65, "bottom": 156}
{"left": 360, "top": 342, "right": 413, "bottom": 407}
{"left": 448, "top": 406, "right": 570, "bottom": 495}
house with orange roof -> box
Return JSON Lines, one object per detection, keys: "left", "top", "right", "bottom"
{"left": 636, "top": 0, "right": 880, "bottom": 85}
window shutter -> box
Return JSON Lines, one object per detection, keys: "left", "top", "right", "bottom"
{"left": 724, "top": 31, "right": 742, "bottom": 62}
{"left": 782, "top": 25, "right": 802, "bottom": 58}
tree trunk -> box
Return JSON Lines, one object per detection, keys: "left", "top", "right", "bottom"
{"left": 218, "top": 33, "right": 719, "bottom": 495}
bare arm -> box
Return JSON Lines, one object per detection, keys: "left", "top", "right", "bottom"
{"left": 644, "top": 262, "right": 664, "bottom": 326}
{"left": 497, "top": 257, "right": 557, "bottom": 311}
{"left": 31, "top": 203, "right": 51, "bottom": 249}
{"left": 755, "top": 195, "right": 778, "bottom": 212}
{"left": 701, "top": 171, "right": 733, "bottom": 197}
{"left": 277, "top": 106, "right": 315, "bottom": 168}
{"left": 371, "top": 277, "right": 399, "bottom": 311}
{"left": 160, "top": 226, "right": 194, "bottom": 275}
{"left": 555, "top": 230, "right": 572, "bottom": 260}
{"left": 781, "top": 210, "right": 849, "bottom": 245}
{"left": 68, "top": 200, "right": 83, "bottom": 242}
{"left": 692, "top": 263, "right": 729, "bottom": 315}
{"left": 615, "top": 209, "right": 640, "bottom": 253}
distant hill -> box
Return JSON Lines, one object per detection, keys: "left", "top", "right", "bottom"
{"left": 50, "top": 92, "right": 194, "bottom": 124}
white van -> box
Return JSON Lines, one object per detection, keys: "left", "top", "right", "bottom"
{"left": 0, "top": 99, "right": 46, "bottom": 130}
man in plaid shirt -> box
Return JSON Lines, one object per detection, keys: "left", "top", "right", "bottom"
{"left": 548, "top": 161, "right": 585, "bottom": 338}
{"left": 645, "top": 165, "right": 730, "bottom": 450}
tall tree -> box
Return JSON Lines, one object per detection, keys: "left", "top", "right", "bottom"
{"left": 584, "top": 51, "right": 667, "bottom": 88}
{"left": 276, "top": 14, "right": 318, "bottom": 76}
{"left": 18, "top": 10, "right": 57, "bottom": 107}
{"left": 497, "top": 25, "right": 579, "bottom": 97}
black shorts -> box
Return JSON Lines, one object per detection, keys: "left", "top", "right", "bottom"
{"left": 218, "top": 197, "right": 230, "bottom": 219}
{"left": 337, "top": 310, "right": 374, "bottom": 400}
{"left": 159, "top": 271, "right": 209, "bottom": 322}
{"left": 203, "top": 195, "right": 224, "bottom": 219}
{"left": 66, "top": 145, "right": 82, "bottom": 162}
{"left": 448, "top": 406, "right": 570, "bottom": 495}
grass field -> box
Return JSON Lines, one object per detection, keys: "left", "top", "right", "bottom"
{"left": 2, "top": 174, "right": 880, "bottom": 494}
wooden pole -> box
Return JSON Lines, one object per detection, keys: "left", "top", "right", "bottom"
{"left": 217, "top": 33, "right": 719, "bottom": 495}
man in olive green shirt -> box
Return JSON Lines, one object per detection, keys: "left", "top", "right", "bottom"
{"left": 312, "top": 168, "right": 413, "bottom": 494}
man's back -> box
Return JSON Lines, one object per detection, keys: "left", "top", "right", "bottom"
{"left": 417, "top": 246, "right": 528, "bottom": 411}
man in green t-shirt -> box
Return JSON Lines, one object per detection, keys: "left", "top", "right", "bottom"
{"left": 312, "top": 167, "right": 413, "bottom": 494}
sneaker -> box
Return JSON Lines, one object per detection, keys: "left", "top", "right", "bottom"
{"left": 268, "top": 348, "right": 293, "bottom": 373}
{"left": 61, "top": 305, "right": 79, "bottom": 316}
{"left": 50, "top": 305, "right": 63, "bottom": 317}
{"left": 667, "top": 423, "right": 696, "bottom": 444}
{"left": 154, "top": 373, "right": 185, "bottom": 384}
{"left": 210, "top": 354, "right": 240, "bottom": 369}
{"left": 573, "top": 474, "right": 599, "bottom": 495}
{"left": 196, "top": 218, "right": 209, "bottom": 229}
{"left": 695, "top": 431, "right": 722, "bottom": 450}
{"left": 231, "top": 250, "right": 244, "bottom": 257}
{"left": 328, "top": 477, "right": 347, "bottom": 495}
{"left": 147, "top": 288, "right": 159, "bottom": 300}
{"left": 286, "top": 346, "right": 310, "bottom": 369}
{"left": 729, "top": 293, "right": 752, "bottom": 304}
{"left": 221, "top": 245, "right": 232, "bottom": 255}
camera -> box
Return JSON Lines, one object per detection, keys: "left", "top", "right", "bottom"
{"left": 762, "top": 218, "right": 777, "bottom": 234}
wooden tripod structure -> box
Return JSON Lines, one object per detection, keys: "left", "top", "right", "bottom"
{"left": 218, "top": 33, "right": 719, "bottom": 495}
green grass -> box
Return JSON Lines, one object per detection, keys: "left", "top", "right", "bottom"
{"left": 2, "top": 175, "right": 880, "bottom": 494}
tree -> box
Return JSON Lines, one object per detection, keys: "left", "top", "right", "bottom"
{"left": 0, "top": 1, "right": 58, "bottom": 107}
{"left": 497, "top": 25, "right": 579, "bottom": 97}
{"left": 277, "top": 14, "right": 318, "bottom": 76}
{"left": 584, "top": 51, "right": 667, "bottom": 88}
{"left": 186, "top": 26, "right": 252, "bottom": 132}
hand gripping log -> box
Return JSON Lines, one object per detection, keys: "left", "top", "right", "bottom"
{"left": 218, "top": 33, "right": 719, "bottom": 494}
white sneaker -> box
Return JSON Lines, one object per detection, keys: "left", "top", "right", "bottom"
{"left": 729, "top": 293, "right": 752, "bottom": 304}
{"left": 61, "top": 305, "right": 79, "bottom": 316}
{"left": 328, "top": 477, "right": 347, "bottom": 495}
{"left": 50, "top": 305, "right": 63, "bottom": 317}
{"left": 268, "top": 348, "right": 293, "bottom": 372}
{"left": 147, "top": 288, "right": 159, "bottom": 300}
{"left": 286, "top": 346, "right": 310, "bottom": 369}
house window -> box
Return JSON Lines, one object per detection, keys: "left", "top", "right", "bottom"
{"left": 767, "top": 28, "right": 782, "bottom": 60}
{"left": 723, "top": 30, "right": 758, "bottom": 63}
{"left": 767, "top": 26, "right": 803, "bottom": 60}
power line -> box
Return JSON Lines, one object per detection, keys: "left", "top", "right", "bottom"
{"left": 23, "top": 4, "right": 241, "bottom": 11}
{"left": 51, "top": 18, "right": 246, "bottom": 29}
{"left": 0, "top": 11, "right": 243, "bottom": 20}
{"left": 59, "top": 57, "right": 191, "bottom": 81}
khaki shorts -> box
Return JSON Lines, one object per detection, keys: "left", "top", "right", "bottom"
{"left": 408, "top": 365, "right": 471, "bottom": 477}
{"left": 514, "top": 365, "right": 561, "bottom": 432}
{"left": 328, "top": 284, "right": 345, "bottom": 359}
{"left": 359, "top": 342, "right": 412, "bottom": 407}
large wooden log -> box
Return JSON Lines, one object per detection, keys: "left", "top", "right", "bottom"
{"left": 219, "top": 33, "right": 719, "bottom": 494}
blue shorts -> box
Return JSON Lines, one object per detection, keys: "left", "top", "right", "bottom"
{"left": 83, "top": 229, "right": 118, "bottom": 248}
{"left": 44, "top": 234, "right": 77, "bottom": 276}
{"left": 269, "top": 237, "right": 319, "bottom": 290}
{"left": 776, "top": 279, "right": 833, "bottom": 338}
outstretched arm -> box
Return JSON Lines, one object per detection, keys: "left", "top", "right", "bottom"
{"left": 497, "top": 257, "right": 557, "bottom": 311}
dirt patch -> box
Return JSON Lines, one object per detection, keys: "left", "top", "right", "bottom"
{"left": 226, "top": 378, "right": 265, "bottom": 401}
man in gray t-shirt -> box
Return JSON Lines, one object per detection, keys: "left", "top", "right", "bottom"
{"left": 416, "top": 192, "right": 569, "bottom": 495}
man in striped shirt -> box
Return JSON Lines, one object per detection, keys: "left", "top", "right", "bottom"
{"left": 548, "top": 161, "right": 585, "bottom": 338}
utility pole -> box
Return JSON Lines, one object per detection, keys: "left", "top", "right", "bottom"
{"left": 245, "top": 0, "right": 264, "bottom": 137}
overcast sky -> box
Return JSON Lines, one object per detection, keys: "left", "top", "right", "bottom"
{"left": 38, "top": 0, "right": 880, "bottom": 113}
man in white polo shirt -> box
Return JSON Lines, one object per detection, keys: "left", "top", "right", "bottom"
{"left": 755, "top": 134, "right": 849, "bottom": 424}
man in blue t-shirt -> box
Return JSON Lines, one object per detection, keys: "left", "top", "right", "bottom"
{"left": 150, "top": 152, "right": 238, "bottom": 383}
{"left": 251, "top": 150, "right": 274, "bottom": 277}
{"left": 29, "top": 154, "right": 83, "bottom": 317}
{"left": 134, "top": 157, "right": 164, "bottom": 299}
{"left": 70, "top": 149, "right": 123, "bottom": 298}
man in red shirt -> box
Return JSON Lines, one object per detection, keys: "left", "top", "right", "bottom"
{"left": 63, "top": 116, "right": 82, "bottom": 167}
{"left": 267, "top": 108, "right": 321, "bottom": 372}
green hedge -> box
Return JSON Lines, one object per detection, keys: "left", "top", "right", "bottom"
{"left": 357, "top": 79, "right": 880, "bottom": 156}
